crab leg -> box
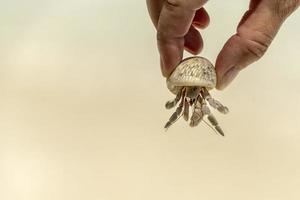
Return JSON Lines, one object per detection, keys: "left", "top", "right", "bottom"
{"left": 190, "top": 99, "right": 203, "bottom": 127}
{"left": 183, "top": 98, "right": 189, "bottom": 121}
{"left": 164, "top": 89, "right": 185, "bottom": 129}
{"left": 197, "top": 94, "right": 225, "bottom": 136}
{"left": 207, "top": 114, "right": 225, "bottom": 136}
{"left": 199, "top": 94, "right": 210, "bottom": 116}
{"left": 165, "top": 88, "right": 183, "bottom": 109}
{"left": 201, "top": 88, "right": 229, "bottom": 114}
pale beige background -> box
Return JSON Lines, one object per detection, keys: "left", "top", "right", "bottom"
{"left": 1, "top": 1, "right": 300, "bottom": 200}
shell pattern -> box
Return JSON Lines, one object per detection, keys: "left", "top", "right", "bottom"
{"left": 167, "top": 57, "right": 217, "bottom": 95}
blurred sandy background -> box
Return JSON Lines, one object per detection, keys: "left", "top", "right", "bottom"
{"left": 1, "top": 1, "right": 300, "bottom": 200}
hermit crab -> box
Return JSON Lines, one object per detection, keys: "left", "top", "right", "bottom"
{"left": 164, "top": 56, "right": 229, "bottom": 136}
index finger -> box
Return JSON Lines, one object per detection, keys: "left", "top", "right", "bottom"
{"left": 157, "top": 0, "right": 208, "bottom": 77}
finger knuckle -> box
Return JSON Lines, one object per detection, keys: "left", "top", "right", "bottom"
{"left": 238, "top": 28, "right": 273, "bottom": 60}
{"left": 166, "top": 0, "right": 184, "bottom": 9}
{"left": 273, "top": 0, "right": 300, "bottom": 19}
{"left": 156, "top": 30, "right": 174, "bottom": 44}
{"left": 156, "top": 30, "right": 165, "bottom": 42}
{"left": 166, "top": 0, "right": 206, "bottom": 10}
{"left": 245, "top": 39, "right": 268, "bottom": 60}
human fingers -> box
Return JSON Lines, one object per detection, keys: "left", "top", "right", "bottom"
{"left": 185, "top": 8, "right": 211, "bottom": 54}
{"left": 157, "top": 0, "right": 208, "bottom": 77}
{"left": 146, "top": 0, "right": 210, "bottom": 28}
{"left": 146, "top": 0, "right": 164, "bottom": 28}
{"left": 192, "top": 7, "right": 210, "bottom": 29}
{"left": 215, "top": 0, "right": 300, "bottom": 90}
{"left": 184, "top": 25, "right": 203, "bottom": 54}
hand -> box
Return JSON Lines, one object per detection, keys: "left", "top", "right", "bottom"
{"left": 147, "top": 0, "right": 300, "bottom": 90}
{"left": 146, "top": 0, "right": 209, "bottom": 76}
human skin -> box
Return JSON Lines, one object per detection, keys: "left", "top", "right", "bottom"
{"left": 146, "top": 0, "right": 300, "bottom": 89}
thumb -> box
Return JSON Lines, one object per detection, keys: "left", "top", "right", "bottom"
{"left": 215, "top": 1, "right": 286, "bottom": 90}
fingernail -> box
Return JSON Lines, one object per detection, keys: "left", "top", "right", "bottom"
{"left": 217, "top": 67, "right": 239, "bottom": 90}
